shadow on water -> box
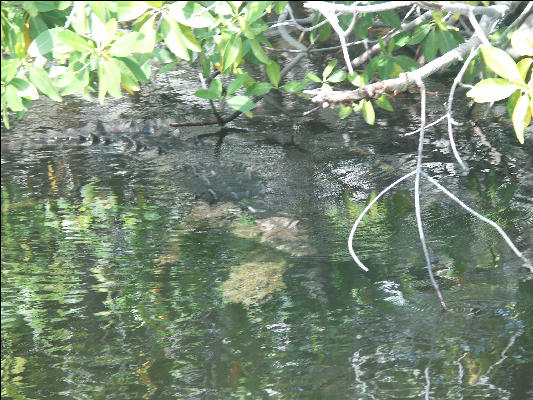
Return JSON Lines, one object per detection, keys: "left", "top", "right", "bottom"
{"left": 2, "top": 69, "right": 532, "bottom": 399}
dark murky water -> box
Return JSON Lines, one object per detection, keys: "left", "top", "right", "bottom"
{"left": 2, "top": 66, "right": 532, "bottom": 399}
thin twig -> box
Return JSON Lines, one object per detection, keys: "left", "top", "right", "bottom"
{"left": 446, "top": 46, "right": 480, "bottom": 169}
{"left": 414, "top": 77, "right": 449, "bottom": 311}
{"left": 423, "top": 172, "right": 533, "bottom": 273}
{"left": 348, "top": 170, "right": 417, "bottom": 271}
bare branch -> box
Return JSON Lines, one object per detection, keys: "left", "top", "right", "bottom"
{"left": 304, "top": 1, "right": 415, "bottom": 14}
{"left": 414, "top": 78, "right": 449, "bottom": 311}
{"left": 417, "top": 1, "right": 510, "bottom": 17}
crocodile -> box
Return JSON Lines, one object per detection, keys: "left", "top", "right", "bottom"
{"left": 60, "top": 119, "right": 267, "bottom": 205}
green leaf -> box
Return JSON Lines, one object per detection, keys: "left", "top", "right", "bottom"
{"left": 194, "top": 89, "right": 218, "bottom": 100}
{"left": 116, "top": 1, "right": 150, "bottom": 21}
{"left": 466, "top": 78, "right": 521, "bottom": 103}
{"left": 89, "top": 1, "right": 107, "bottom": 24}
{"left": 157, "top": 62, "right": 177, "bottom": 74}
{"left": 339, "top": 104, "right": 352, "bottom": 119}
{"left": 102, "top": 59, "right": 122, "bottom": 98}
{"left": 28, "top": 27, "right": 63, "bottom": 57}
{"left": 431, "top": 11, "right": 447, "bottom": 31}
{"left": 392, "top": 31, "right": 411, "bottom": 49}
{"left": 323, "top": 59, "right": 338, "bottom": 80}
{"left": 305, "top": 73, "right": 322, "bottom": 83}
{"left": 208, "top": 78, "right": 223, "bottom": 97}
{"left": 109, "top": 32, "right": 144, "bottom": 57}
{"left": 161, "top": 17, "right": 189, "bottom": 60}
{"left": 318, "top": 20, "right": 331, "bottom": 41}
{"left": 227, "top": 73, "right": 249, "bottom": 95}
{"left": 408, "top": 22, "right": 431, "bottom": 45}
{"left": 6, "top": 84, "right": 24, "bottom": 112}
{"left": 10, "top": 78, "right": 39, "bottom": 100}
{"left": 180, "top": 25, "right": 202, "bottom": 52}
{"left": 480, "top": 44, "right": 523, "bottom": 83}
{"left": 226, "top": 95, "right": 256, "bottom": 112}
{"left": 222, "top": 36, "right": 242, "bottom": 71}
{"left": 249, "top": 38, "right": 270, "bottom": 64}
{"left": 266, "top": 60, "right": 280, "bottom": 87}
{"left": 138, "top": 15, "right": 156, "bottom": 53}
{"left": 58, "top": 30, "right": 94, "bottom": 52}
{"left": 274, "top": 1, "right": 287, "bottom": 14}
{"left": 97, "top": 61, "right": 107, "bottom": 103}
{"left": 327, "top": 70, "right": 346, "bottom": 83}
{"left": 348, "top": 72, "right": 366, "bottom": 87}
{"left": 120, "top": 56, "right": 151, "bottom": 82}
{"left": 378, "top": 10, "right": 401, "bottom": 30}
{"left": 246, "top": 82, "right": 273, "bottom": 96}
{"left": 361, "top": 100, "right": 375, "bottom": 125}
{"left": 28, "top": 66, "right": 61, "bottom": 101}
{"left": 392, "top": 55, "right": 419, "bottom": 72}
{"left": 281, "top": 80, "right": 308, "bottom": 92}
{"left": 244, "top": 2, "right": 269, "bottom": 24}
{"left": 512, "top": 94, "right": 530, "bottom": 144}
{"left": 101, "top": 18, "right": 118, "bottom": 48}
{"left": 439, "top": 30, "right": 457, "bottom": 54}
{"left": 516, "top": 58, "right": 533, "bottom": 81}
{"left": 377, "top": 57, "right": 392, "bottom": 79}
{"left": 422, "top": 29, "right": 438, "bottom": 61}
{"left": 375, "top": 95, "right": 393, "bottom": 111}
{"left": 507, "top": 89, "right": 521, "bottom": 117}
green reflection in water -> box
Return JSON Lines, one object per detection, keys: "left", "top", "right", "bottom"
{"left": 2, "top": 155, "right": 532, "bottom": 399}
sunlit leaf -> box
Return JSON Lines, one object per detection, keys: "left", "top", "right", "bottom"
{"left": 102, "top": 59, "right": 122, "bottom": 98}
{"left": 161, "top": 17, "right": 189, "bottom": 60}
{"left": 28, "top": 66, "right": 61, "bottom": 101}
{"left": 179, "top": 25, "right": 201, "bottom": 53}
{"left": 6, "top": 84, "right": 24, "bottom": 111}
{"left": 323, "top": 59, "right": 338, "bottom": 80}
{"left": 109, "top": 32, "right": 144, "bottom": 57}
{"left": 466, "top": 78, "right": 521, "bottom": 103}
{"left": 58, "top": 30, "right": 94, "bottom": 52}
{"left": 512, "top": 94, "right": 530, "bottom": 144}
{"left": 89, "top": 1, "right": 107, "bottom": 24}
{"left": 166, "top": 1, "right": 216, "bottom": 28}
{"left": 516, "top": 58, "right": 533, "bottom": 81}
{"left": 138, "top": 15, "right": 156, "bottom": 53}
{"left": 327, "top": 70, "right": 346, "bottom": 83}
{"left": 511, "top": 29, "right": 533, "bottom": 56}
{"left": 362, "top": 99, "right": 375, "bottom": 125}
{"left": 10, "top": 78, "right": 39, "bottom": 100}
{"left": 480, "top": 44, "right": 523, "bottom": 83}
{"left": 116, "top": 1, "right": 150, "bottom": 21}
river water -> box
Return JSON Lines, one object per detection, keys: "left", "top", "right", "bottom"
{"left": 2, "top": 66, "right": 532, "bottom": 399}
